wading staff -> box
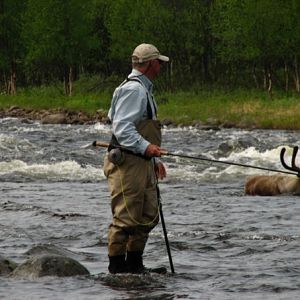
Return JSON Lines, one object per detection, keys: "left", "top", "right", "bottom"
{"left": 85, "top": 141, "right": 299, "bottom": 176}
{"left": 156, "top": 183, "right": 175, "bottom": 274}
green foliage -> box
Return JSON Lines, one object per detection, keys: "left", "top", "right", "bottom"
{"left": 211, "top": 0, "right": 300, "bottom": 88}
{"left": 0, "top": 1, "right": 25, "bottom": 70}
{"left": 3, "top": 84, "right": 300, "bottom": 129}
{"left": 22, "top": 0, "right": 100, "bottom": 81}
{"left": 1, "top": 0, "right": 300, "bottom": 93}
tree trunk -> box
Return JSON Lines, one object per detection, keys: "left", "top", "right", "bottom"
{"left": 263, "top": 68, "right": 267, "bottom": 90}
{"left": 7, "top": 64, "right": 17, "bottom": 95}
{"left": 68, "top": 66, "right": 73, "bottom": 96}
{"left": 267, "top": 68, "right": 273, "bottom": 99}
{"left": 252, "top": 64, "right": 259, "bottom": 88}
{"left": 284, "top": 61, "right": 289, "bottom": 92}
{"left": 294, "top": 56, "right": 300, "bottom": 93}
{"left": 169, "top": 60, "right": 173, "bottom": 91}
{"left": 3, "top": 72, "right": 8, "bottom": 93}
{"left": 63, "top": 66, "right": 73, "bottom": 96}
{"left": 264, "top": 64, "right": 273, "bottom": 99}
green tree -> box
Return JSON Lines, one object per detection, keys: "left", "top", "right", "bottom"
{"left": 22, "top": 0, "right": 99, "bottom": 95}
{"left": 85, "top": 0, "right": 111, "bottom": 75}
{"left": 283, "top": 0, "right": 300, "bottom": 92}
{"left": 106, "top": 0, "right": 213, "bottom": 89}
{"left": 211, "top": 0, "right": 300, "bottom": 93}
{"left": 0, "top": 0, "right": 26, "bottom": 94}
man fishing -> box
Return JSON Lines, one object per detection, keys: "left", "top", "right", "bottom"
{"left": 103, "top": 43, "right": 169, "bottom": 274}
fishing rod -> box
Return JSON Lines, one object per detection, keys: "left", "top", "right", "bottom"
{"left": 85, "top": 141, "right": 299, "bottom": 176}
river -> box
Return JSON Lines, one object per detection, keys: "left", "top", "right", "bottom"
{"left": 0, "top": 117, "right": 300, "bottom": 299}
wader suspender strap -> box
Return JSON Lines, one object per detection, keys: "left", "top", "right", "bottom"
{"left": 124, "top": 77, "right": 156, "bottom": 119}
{"left": 109, "top": 77, "right": 155, "bottom": 151}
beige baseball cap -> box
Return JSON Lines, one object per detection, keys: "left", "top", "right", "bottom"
{"left": 132, "top": 43, "right": 169, "bottom": 63}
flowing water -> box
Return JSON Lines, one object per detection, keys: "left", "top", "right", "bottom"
{"left": 1, "top": 117, "right": 300, "bottom": 299}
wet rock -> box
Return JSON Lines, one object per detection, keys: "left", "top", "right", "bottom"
{"left": 0, "top": 255, "right": 18, "bottom": 275}
{"left": 217, "top": 136, "right": 258, "bottom": 155}
{"left": 161, "top": 119, "right": 173, "bottom": 126}
{"left": 41, "top": 113, "right": 67, "bottom": 124}
{"left": 95, "top": 273, "right": 164, "bottom": 288}
{"left": 198, "top": 125, "right": 220, "bottom": 131}
{"left": 77, "top": 112, "right": 90, "bottom": 123}
{"left": 237, "top": 117, "right": 257, "bottom": 129}
{"left": 26, "top": 244, "right": 85, "bottom": 261}
{"left": 7, "top": 105, "right": 20, "bottom": 112}
{"left": 191, "top": 120, "right": 203, "bottom": 127}
{"left": 206, "top": 117, "right": 219, "bottom": 125}
{"left": 221, "top": 121, "right": 236, "bottom": 128}
{"left": 102, "top": 116, "right": 111, "bottom": 124}
{"left": 12, "top": 255, "right": 89, "bottom": 278}
{"left": 96, "top": 109, "right": 106, "bottom": 116}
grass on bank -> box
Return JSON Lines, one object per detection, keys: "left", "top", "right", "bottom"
{"left": 0, "top": 85, "right": 112, "bottom": 113}
{"left": 1, "top": 79, "right": 300, "bottom": 129}
{"left": 158, "top": 89, "right": 300, "bottom": 129}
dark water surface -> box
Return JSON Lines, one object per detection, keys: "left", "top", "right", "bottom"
{"left": 1, "top": 118, "right": 300, "bottom": 299}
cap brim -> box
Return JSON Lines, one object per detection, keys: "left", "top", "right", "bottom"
{"left": 158, "top": 55, "right": 169, "bottom": 62}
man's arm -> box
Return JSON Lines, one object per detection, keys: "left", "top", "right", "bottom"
{"left": 112, "top": 85, "right": 150, "bottom": 154}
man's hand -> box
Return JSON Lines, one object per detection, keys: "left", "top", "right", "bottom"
{"left": 155, "top": 159, "right": 167, "bottom": 180}
{"left": 145, "top": 144, "right": 162, "bottom": 157}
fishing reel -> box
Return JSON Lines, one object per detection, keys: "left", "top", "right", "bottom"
{"left": 108, "top": 148, "right": 125, "bottom": 166}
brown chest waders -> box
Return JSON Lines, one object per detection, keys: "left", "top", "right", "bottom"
{"left": 104, "top": 118, "right": 162, "bottom": 257}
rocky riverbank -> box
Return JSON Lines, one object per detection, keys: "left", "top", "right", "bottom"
{"left": 0, "top": 106, "right": 109, "bottom": 125}
{"left": 0, "top": 106, "right": 213, "bottom": 129}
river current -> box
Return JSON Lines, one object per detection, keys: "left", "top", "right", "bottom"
{"left": 0, "top": 117, "right": 300, "bottom": 299}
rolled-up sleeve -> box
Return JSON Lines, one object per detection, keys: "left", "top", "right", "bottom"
{"left": 111, "top": 83, "right": 150, "bottom": 154}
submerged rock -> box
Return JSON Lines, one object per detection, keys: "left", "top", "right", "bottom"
{"left": 0, "top": 255, "right": 18, "bottom": 275}
{"left": 95, "top": 272, "right": 165, "bottom": 289}
{"left": 12, "top": 254, "right": 89, "bottom": 278}
{"left": 25, "top": 243, "right": 85, "bottom": 261}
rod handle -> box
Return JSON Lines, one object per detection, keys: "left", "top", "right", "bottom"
{"left": 93, "top": 141, "right": 109, "bottom": 148}
{"left": 93, "top": 141, "right": 171, "bottom": 156}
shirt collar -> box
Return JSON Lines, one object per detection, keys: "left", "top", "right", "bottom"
{"left": 128, "top": 69, "right": 153, "bottom": 92}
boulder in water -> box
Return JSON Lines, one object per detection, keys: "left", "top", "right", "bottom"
{"left": 12, "top": 254, "right": 89, "bottom": 278}
{"left": 0, "top": 255, "right": 18, "bottom": 275}
{"left": 25, "top": 243, "right": 85, "bottom": 261}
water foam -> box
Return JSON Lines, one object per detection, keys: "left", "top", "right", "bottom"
{"left": 0, "top": 137, "right": 294, "bottom": 182}
{"left": 0, "top": 160, "right": 104, "bottom": 182}
{"left": 163, "top": 145, "right": 296, "bottom": 181}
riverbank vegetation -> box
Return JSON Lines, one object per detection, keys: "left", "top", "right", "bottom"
{"left": 1, "top": 1, "right": 300, "bottom": 129}
{"left": 1, "top": 78, "right": 300, "bottom": 129}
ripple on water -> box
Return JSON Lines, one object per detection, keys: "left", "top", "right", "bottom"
{"left": 2, "top": 121, "right": 300, "bottom": 299}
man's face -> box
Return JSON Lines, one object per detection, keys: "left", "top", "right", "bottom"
{"left": 149, "top": 59, "right": 162, "bottom": 78}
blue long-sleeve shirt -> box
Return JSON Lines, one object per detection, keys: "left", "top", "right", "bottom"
{"left": 108, "top": 69, "right": 158, "bottom": 155}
